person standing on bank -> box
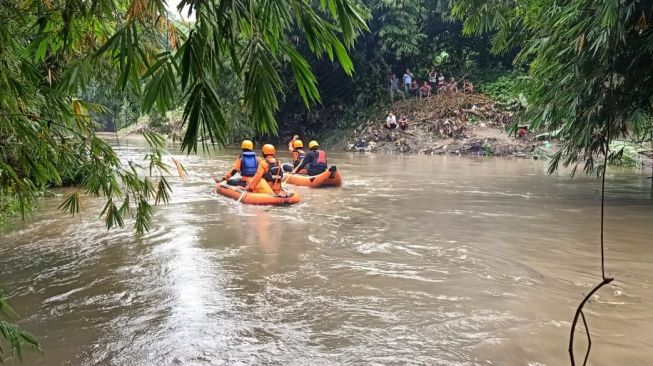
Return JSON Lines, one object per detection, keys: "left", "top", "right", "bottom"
{"left": 389, "top": 73, "right": 404, "bottom": 101}
{"left": 403, "top": 68, "right": 414, "bottom": 94}
{"left": 428, "top": 67, "right": 438, "bottom": 90}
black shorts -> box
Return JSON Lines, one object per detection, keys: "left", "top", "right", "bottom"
{"left": 307, "top": 165, "right": 327, "bottom": 176}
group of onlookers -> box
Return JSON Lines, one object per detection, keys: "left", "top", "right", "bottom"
{"left": 388, "top": 67, "right": 475, "bottom": 101}
{"left": 384, "top": 66, "right": 477, "bottom": 131}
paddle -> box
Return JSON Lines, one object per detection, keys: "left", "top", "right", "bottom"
{"left": 282, "top": 158, "right": 305, "bottom": 183}
{"left": 272, "top": 159, "right": 284, "bottom": 192}
{"left": 236, "top": 186, "right": 248, "bottom": 204}
{"left": 328, "top": 165, "right": 337, "bottom": 178}
{"left": 171, "top": 157, "right": 188, "bottom": 180}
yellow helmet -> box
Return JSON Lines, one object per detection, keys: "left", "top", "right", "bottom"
{"left": 241, "top": 140, "right": 254, "bottom": 150}
{"left": 262, "top": 144, "right": 276, "bottom": 155}
{"left": 293, "top": 140, "right": 304, "bottom": 148}
{"left": 308, "top": 140, "right": 319, "bottom": 149}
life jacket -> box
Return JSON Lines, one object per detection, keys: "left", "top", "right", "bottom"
{"left": 240, "top": 151, "right": 258, "bottom": 177}
{"left": 292, "top": 148, "right": 306, "bottom": 166}
{"left": 262, "top": 157, "right": 283, "bottom": 182}
{"left": 315, "top": 150, "right": 327, "bottom": 165}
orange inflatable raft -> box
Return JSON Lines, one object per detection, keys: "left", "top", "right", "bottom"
{"left": 285, "top": 166, "right": 342, "bottom": 188}
{"left": 216, "top": 183, "right": 301, "bottom": 205}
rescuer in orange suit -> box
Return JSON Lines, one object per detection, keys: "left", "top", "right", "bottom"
{"left": 246, "top": 144, "right": 284, "bottom": 194}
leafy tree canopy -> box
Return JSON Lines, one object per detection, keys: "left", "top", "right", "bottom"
{"left": 451, "top": 0, "right": 653, "bottom": 174}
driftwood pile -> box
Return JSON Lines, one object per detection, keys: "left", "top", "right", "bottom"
{"left": 348, "top": 93, "right": 534, "bottom": 156}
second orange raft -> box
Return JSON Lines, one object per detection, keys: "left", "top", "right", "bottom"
{"left": 216, "top": 182, "right": 302, "bottom": 205}
{"left": 285, "top": 166, "right": 342, "bottom": 188}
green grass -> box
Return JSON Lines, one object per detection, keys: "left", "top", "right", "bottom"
{"left": 0, "top": 193, "right": 25, "bottom": 225}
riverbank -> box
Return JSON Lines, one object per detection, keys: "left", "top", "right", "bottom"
{"left": 112, "top": 93, "right": 652, "bottom": 171}
{"left": 344, "top": 93, "right": 547, "bottom": 158}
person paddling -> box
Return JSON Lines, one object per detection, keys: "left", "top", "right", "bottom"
{"left": 219, "top": 140, "right": 260, "bottom": 187}
{"left": 246, "top": 144, "right": 284, "bottom": 194}
{"left": 284, "top": 136, "right": 306, "bottom": 172}
{"left": 295, "top": 140, "right": 328, "bottom": 176}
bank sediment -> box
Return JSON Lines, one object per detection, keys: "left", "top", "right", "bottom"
{"left": 345, "top": 93, "right": 550, "bottom": 158}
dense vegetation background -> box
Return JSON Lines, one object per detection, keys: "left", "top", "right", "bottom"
{"left": 92, "top": 0, "right": 518, "bottom": 142}
{"left": 1, "top": 0, "right": 653, "bottom": 361}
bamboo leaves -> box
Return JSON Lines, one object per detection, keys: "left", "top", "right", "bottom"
{"left": 243, "top": 37, "right": 282, "bottom": 135}
{"left": 284, "top": 44, "right": 320, "bottom": 107}
{"left": 96, "top": 0, "right": 368, "bottom": 152}
{"left": 0, "top": 291, "right": 42, "bottom": 362}
{"left": 59, "top": 191, "right": 81, "bottom": 215}
{"left": 142, "top": 52, "right": 179, "bottom": 113}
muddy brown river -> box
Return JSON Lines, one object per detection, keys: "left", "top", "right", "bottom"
{"left": 1, "top": 140, "right": 652, "bottom": 365}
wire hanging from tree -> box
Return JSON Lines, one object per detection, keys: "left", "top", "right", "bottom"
{"left": 567, "top": 4, "right": 620, "bottom": 364}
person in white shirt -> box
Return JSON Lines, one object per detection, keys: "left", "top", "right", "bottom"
{"left": 385, "top": 112, "right": 398, "bottom": 129}
{"left": 438, "top": 74, "right": 446, "bottom": 94}
{"left": 402, "top": 69, "right": 413, "bottom": 94}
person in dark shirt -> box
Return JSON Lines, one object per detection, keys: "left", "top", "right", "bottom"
{"left": 410, "top": 80, "right": 420, "bottom": 97}
{"left": 389, "top": 73, "right": 404, "bottom": 101}
{"left": 295, "top": 140, "right": 328, "bottom": 176}
{"left": 398, "top": 114, "right": 409, "bottom": 131}
{"left": 284, "top": 136, "right": 306, "bottom": 172}
{"left": 419, "top": 81, "right": 432, "bottom": 98}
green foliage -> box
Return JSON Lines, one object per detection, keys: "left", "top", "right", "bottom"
{"left": 477, "top": 70, "right": 523, "bottom": 105}
{"left": 482, "top": 142, "right": 492, "bottom": 156}
{"left": 432, "top": 51, "right": 450, "bottom": 67}
{"left": 374, "top": 0, "right": 429, "bottom": 58}
{"left": 0, "top": 289, "right": 42, "bottom": 362}
{"left": 276, "top": 0, "right": 506, "bottom": 141}
{"left": 147, "top": 0, "right": 369, "bottom": 152}
{"left": 608, "top": 141, "right": 647, "bottom": 168}
{"left": 0, "top": 193, "right": 27, "bottom": 226}
{"left": 148, "top": 111, "right": 171, "bottom": 135}
{"left": 452, "top": 0, "right": 653, "bottom": 175}
{"left": 82, "top": 72, "right": 142, "bottom": 131}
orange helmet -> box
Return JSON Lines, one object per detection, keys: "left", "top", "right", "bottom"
{"left": 241, "top": 140, "right": 254, "bottom": 150}
{"left": 293, "top": 140, "right": 304, "bottom": 148}
{"left": 262, "top": 144, "right": 276, "bottom": 155}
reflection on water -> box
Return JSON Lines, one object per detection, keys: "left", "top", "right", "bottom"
{"left": 1, "top": 142, "right": 653, "bottom": 365}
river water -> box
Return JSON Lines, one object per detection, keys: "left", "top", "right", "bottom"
{"left": 1, "top": 140, "right": 652, "bottom": 366}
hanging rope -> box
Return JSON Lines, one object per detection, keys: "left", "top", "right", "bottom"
{"left": 567, "top": 5, "right": 619, "bottom": 364}
{"left": 567, "top": 122, "right": 614, "bottom": 364}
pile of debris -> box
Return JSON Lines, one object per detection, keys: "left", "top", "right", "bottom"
{"left": 347, "top": 93, "right": 540, "bottom": 158}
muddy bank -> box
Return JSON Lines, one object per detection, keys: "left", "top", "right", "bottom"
{"left": 346, "top": 93, "right": 551, "bottom": 158}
